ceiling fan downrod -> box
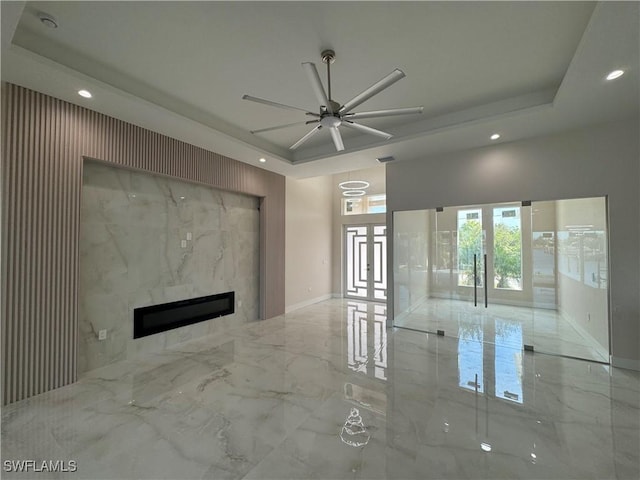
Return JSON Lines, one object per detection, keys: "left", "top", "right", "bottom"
{"left": 321, "top": 49, "right": 336, "bottom": 102}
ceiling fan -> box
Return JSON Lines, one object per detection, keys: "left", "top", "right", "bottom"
{"left": 242, "top": 50, "right": 423, "bottom": 152}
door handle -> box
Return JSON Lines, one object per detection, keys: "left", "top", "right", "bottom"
{"left": 473, "top": 254, "right": 478, "bottom": 307}
{"left": 484, "top": 254, "right": 488, "bottom": 308}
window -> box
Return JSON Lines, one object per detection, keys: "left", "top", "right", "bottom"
{"left": 343, "top": 194, "right": 386, "bottom": 215}
{"left": 493, "top": 207, "right": 522, "bottom": 290}
{"left": 457, "top": 209, "right": 483, "bottom": 287}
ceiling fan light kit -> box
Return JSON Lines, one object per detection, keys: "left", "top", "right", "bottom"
{"left": 243, "top": 49, "right": 423, "bottom": 152}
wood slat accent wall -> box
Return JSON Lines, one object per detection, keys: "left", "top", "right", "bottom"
{"left": 1, "top": 84, "right": 286, "bottom": 405}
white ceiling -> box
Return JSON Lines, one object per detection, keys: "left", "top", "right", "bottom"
{"left": 1, "top": 1, "right": 638, "bottom": 178}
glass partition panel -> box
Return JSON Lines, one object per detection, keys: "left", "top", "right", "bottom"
{"left": 393, "top": 210, "right": 430, "bottom": 328}
{"left": 529, "top": 197, "right": 609, "bottom": 362}
{"left": 393, "top": 197, "right": 609, "bottom": 363}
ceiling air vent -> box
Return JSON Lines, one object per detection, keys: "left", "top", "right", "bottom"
{"left": 376, "top": 156, "right": 395, "bottom": 163}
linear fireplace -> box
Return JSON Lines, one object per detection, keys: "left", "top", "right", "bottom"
{"left": 133, "top": 292, "right": 235, "bottom": 339}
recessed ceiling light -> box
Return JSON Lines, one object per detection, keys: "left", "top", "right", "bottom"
{"left": 38, "top": 12, "right": 58, "bottom": 29}
{"left": 78, "top": 90, "right": 92, "bottom": 98}
{"left": 606, "top": 69, "right": 624, "bottom": 81}
{"left": 259, "top": 158, "right": 266, "bottom": 163}
{"left": 490, "top": 133, "right": 500, "bottom": 140}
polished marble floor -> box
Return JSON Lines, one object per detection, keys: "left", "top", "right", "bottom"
{"left": 395, "top": 298, "right": 610, "bottom": 363}
{"left": 2, "top": 299, "right": 639, "bottom": 479}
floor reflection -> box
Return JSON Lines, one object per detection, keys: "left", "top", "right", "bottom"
{"left": 346, "top": 301, "right": 387, "bottom": 381}
{"left": 2, "top": 299, "right": 637, "bottom": 480}
{"left": 458, "top": 325, "right": 484, "bottom": 393}
{"left": 340, "top": 407, "right": 371, "bottom": 447}
{"left": 347, "top": 302, "right": 368, "bottom": 374}
{"left": 457, "top": 318, "right": 524, "bottom": 404}
{"left": 395, "top": 297, "right": 609, "bottom": 363}
{"left": 495, "top": 319, "right": 523, "bottom": 404}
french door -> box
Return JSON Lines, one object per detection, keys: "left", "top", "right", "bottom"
{"left": 432, "top": 203, "right": 529, "bottom": 307}
{"left": 344, "top": 224, "right": 387, "bottom": 302}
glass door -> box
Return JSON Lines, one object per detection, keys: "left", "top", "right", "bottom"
{"left": 393, "top": 197, "right": 609, "bottom": 363}
{"left": 345, "top": 224, "right": 387, "bottom": 302}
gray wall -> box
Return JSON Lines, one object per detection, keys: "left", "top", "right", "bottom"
{"left": 79, "top": 161, "right": 260, "bottom": 373}
{"left": 386, "top": 119, "right": 640, "bottom": 370}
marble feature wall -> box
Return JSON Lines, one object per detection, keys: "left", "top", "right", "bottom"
{"left": 79, "top": 161, "right": 259, "bottom": 373}
{"left": 2, "top": 84, "right": 284, "bottom": 404}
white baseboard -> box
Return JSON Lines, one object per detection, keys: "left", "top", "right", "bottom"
{"left": 407, "top": 294, "right": 428, "bottom": 313}
{"left": 428, "top": 291, "right": 550, "bottom": 309}
{"left": 332, "top": 293, "right": 343, "bottom": 299}
{"left": 558, "top": 307, "right": 609, "bottom": 360}
{"left": 394, "top": 310, "right": 411, "bottom": 325}
{"left": 611, "top": 356, "right": 640, "bottom": 372}
{"left": 393, "top": 294, "right": 428, "bottom": 324}
{"left": 285, "top": 294, "right": 333, "bottom": 313}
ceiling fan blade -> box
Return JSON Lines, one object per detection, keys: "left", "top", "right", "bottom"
{"left": 339, "top": 69, "right": 406, "bottom": 114}
{"left": 344, "top": 106, "right": 423, "bottom": 120}
{"left": 302, "top": 62, "right": 333, "bottom": 113}
{"left": 250, "top": 120, "right": 319, "bottom": 134}
{"left": 342, "top": 121, "right": 393, "bottom": 140}
{"left": 290, "top": 125, "right": 323, "bottom": 150}
{"left": 329, "top": 127, "right": 345, "bottom": 152}
{"left": 242, "top": 94, "right": 316, "bottom": 115}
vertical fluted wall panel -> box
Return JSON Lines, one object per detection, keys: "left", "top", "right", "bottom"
{"left": 2, "top": 84, "right": 285, "bottom": 405}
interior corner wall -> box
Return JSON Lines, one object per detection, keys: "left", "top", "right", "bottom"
{"left": 386, "top": 119, "right": 640, "bottom": 370}
{"left": 1, "top": 84, "right": 285, "bottom": 405}
{"left": 285, "top": 176, "right": 333, "bottom": 312}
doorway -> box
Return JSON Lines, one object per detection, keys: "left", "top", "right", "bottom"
{"left": 393, "top": 197, "right": 609, "bottom": 363}
{"left": 344, "top": 224, "right": 387, "bottom": 302}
